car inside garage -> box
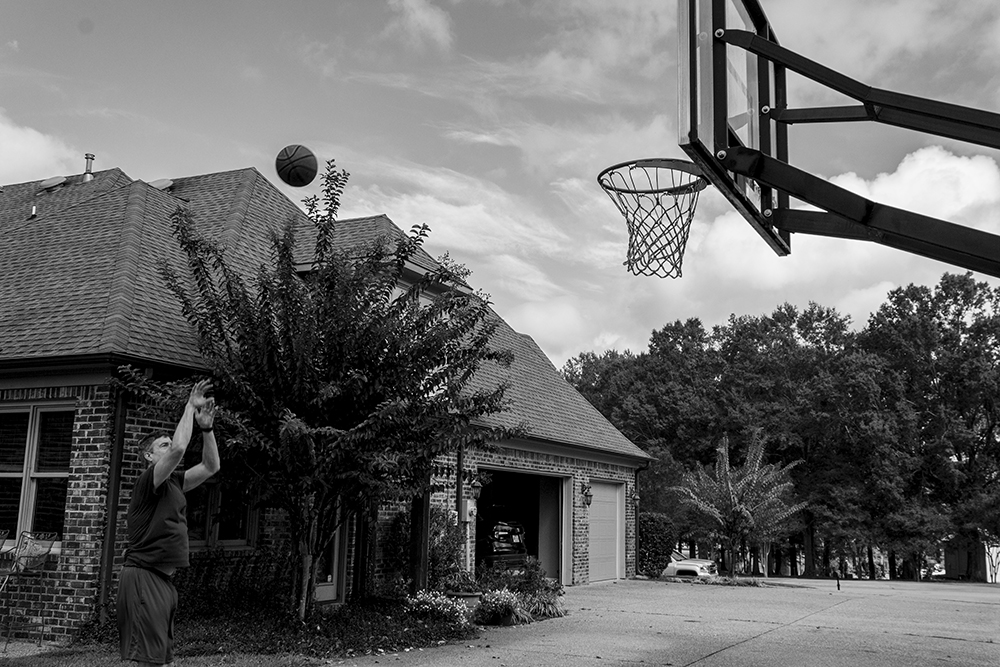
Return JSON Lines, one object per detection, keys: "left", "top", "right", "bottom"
{"left": 475, "top": 469, "right": 565, "bottom": 581}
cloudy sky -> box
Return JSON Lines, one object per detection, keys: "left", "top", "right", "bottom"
{"left": 3, "top": 1, "right": 1000, "bottom": 367}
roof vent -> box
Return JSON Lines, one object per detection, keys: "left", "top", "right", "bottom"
{"left": 149, "top": 178, "right": 174, "bottom": 191}
{"left": 83, "top": 153, "right": 95, "bottom": 182}
{"left": 37, "top": 175, "right": 67, "bottom": 193}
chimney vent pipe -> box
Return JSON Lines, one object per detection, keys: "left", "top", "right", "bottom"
{"left": 83, "top": 153, "right": 95, "bottom": 182}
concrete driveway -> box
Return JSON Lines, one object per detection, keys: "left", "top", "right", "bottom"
{"left": 333, "top": 578, "right": 999, "bottom": 666}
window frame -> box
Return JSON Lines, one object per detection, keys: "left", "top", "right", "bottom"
{"left": 0, "top": 402, "right": 76, "bottom": 550}
{"left": 185, "top": 473, "right": 259, "bottom": 551}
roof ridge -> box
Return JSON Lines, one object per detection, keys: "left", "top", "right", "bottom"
{"left": 99, "top": 182, "right": 150, "bottom": 351}
{"left": 1, "top": 167, "right": 127, "bottom": 189}
{"left": 219, "top": 169, "right": 261, "bottom": 249}
{"left": 26, "top": 169, "right": 135, "bottom": 224}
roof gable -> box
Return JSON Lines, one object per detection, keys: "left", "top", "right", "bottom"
{"left": 0, "top": 166, "right": 647, "bottom": 461}
{"left": 471, "top": 312, "right": 651, "bottom": 461}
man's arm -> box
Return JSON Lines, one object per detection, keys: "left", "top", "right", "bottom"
{"left": 153, "top": 379, "right": 212, "bottom": 489}
{"left": 184, "top": 397, "right": 221, "bottom": 492}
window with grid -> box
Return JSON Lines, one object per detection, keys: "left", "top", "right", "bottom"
{"left": 184, "top": 445, "right": 256, "bottom": 549}
{"left": 0, "top": 406, "right": 74, "bottom": 546}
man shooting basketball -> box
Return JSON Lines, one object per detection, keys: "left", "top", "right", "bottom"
{"left": 118, "top": 379, "right": 220, "bottom": 666}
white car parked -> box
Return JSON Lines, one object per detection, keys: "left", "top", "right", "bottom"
{"left": 661, "top": 550, "right": 718, "bottom": 578}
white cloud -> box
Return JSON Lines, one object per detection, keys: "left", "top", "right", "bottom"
{"left": 0, "top": 109, "right": 78, "bottom": 184}
{"left": 385, "top": 0, "right": 454, "bottom": 53}
{"left": 6, "top": 40, "right": 18, "bottom": 52}
{"left": 297, "top": 40, "right": 338, "bottom": 78}
{"left": 333, "top": 153, "right": 571, "bottom": 258}
{"left": 768, "top": 1, "right": 1000, "bottom": 107}
{"left": 676, "top": 146, "right": 1000, "bottom": 334}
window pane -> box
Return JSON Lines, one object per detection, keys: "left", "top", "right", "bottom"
{"left": 186, "top": 484, "right": 210, "bottom": 542}
{"left": 0, "top": 478, "right": 22, "bottom": 536}
{"left": 36, "top": 411, "right": 74, "bottom": 472}
{"left": 217, "top": 482, "right": 250, "bottom": 542}
{"left": 0, "top": 413, "right": 29, "bottom": 472}
{"left": 32, "top": 477, "right": 67, "bottom": 537}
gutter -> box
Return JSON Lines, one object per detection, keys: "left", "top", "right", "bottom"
{"left": 98, "top": 385, "right": 128, "bottom": 622}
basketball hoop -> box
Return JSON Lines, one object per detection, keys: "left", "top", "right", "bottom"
{"left": 598, "top": 158, "right": 708, "bottom": 279}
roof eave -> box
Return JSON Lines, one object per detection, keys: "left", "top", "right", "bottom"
{"left": 472, "top": 424, "right": 654, "bottom": 464}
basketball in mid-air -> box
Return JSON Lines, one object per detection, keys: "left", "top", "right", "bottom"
{"left": 275, "top": 144, "right": 318, "bottom": 187}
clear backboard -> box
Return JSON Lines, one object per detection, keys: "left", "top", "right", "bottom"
{"left": 678, "top": 0, "right": 791, "bottom": 255}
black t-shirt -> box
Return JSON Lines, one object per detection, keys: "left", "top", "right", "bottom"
{"left": 124, "top": 466, "right": 189, "bottom": 570}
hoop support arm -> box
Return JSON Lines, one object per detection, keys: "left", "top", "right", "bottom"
{"left": 720, "top": 146, "right": 1000, "bottom": 277}
{"left": 719, "top": 29, "right": 1000, "bottom": 151}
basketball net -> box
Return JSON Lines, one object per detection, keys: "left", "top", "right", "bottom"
{"left": 598, "top": 158, "right": 708, "bottom": 279}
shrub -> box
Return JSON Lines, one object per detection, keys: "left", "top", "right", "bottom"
{"left": 173, "top": 545, "right": 294, "bottom": 618}
{"left": 385, "top": 506, "right": 468, "bottom": 593}
{"left": 475, "top": 557, "right": 564, "bottom": 620}
{"left": 476, "top": 557, "right": 551, "bottom": 594}
{"left": 439, "top": 568, "right": 479, "bottom": 593}
{"left": 473, "top": 587, "right": 532, "bottom": 625}
{"left": 407, "top": 590, "right": 472, "bottom": 627}
{"left": 638, "top": 512, "right": 677, "bottom": 577}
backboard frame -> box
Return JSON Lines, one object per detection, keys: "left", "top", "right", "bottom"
{"left": 667, "top": 0, "right": 1000, "bottom": 277}
{"left": 678, "top": 0, "right": 791, "bottom": 255}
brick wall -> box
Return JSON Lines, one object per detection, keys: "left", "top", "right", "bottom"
{"left": 0, "top": 384, "right": 113, "bottom": 643}
{"left": 0, "top": 379, "right": 641, "bottom": 643}
{"left": 365, "top": 443, "right": 641, "bottom": 589}
{"left": 472, "top": 444, "right": 638, "bottom": 585}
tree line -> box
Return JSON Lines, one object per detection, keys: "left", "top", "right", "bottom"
{"left": 563, "top": 273, "right": 1000, "bottom": 580}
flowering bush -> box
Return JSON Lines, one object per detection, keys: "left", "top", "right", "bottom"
{"left": 407, "top": 590, "right": 472, "bottom": 627}
{"left": 473, "top": 587, "right": 533, "bottom": 625}
{"left": 476, "top": 557, "right": 565, "bottom": 620}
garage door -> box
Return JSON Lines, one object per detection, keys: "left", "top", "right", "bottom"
{"left": 588, "top": 482, "right": 622, "bottom": 581}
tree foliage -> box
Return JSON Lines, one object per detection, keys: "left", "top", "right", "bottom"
{"left": 565, "top": 273, "right": 1000, "bottom": 580}
{"left": 673, "top": 432, "right": 805, "bottom": 575}
{"left": 125, "top": 160, "right": 516, "bottom": 619}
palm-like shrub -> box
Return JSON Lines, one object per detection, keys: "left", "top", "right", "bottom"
{"left": 674, "top": 431, "right": 806, "bottom": 575}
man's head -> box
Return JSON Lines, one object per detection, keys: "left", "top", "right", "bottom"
{"left": 137, "top": 433, "right": 171, "bottom": 466}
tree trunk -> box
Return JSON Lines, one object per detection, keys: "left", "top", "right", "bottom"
{"left": 867, "top": 545, "right": 877, "bottom": 580}
{"left": 352, "top": 502, "right": 376, "bottom": 600}
{"left": 298, "top": 550, "right": 313, "bottom": 621}
{"left": 758, "top": 543, "right": 771, "bottom": 578}
{"left": 789, "top": 544, "right": 798, "bottom": 577}
{"left": 822, "top": 541, "right": 831, "bottom": 577}
{"left": 888, "top": 550, "right": 898, "bottom": 580}
{"left": 409, "top": 490, "right": 431, "bottom": 594}
{"left": 773, "top": 544, "right": 783, "bottom": 577}
{"left": 803, "top": 513, "right": 816, "bottom": 577}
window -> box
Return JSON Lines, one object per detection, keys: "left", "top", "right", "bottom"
{"left": 0, "top": 406, "right": 74, "bottom": 545}
{"left": 183, "top": 445, "right": 256, "bottom": 548}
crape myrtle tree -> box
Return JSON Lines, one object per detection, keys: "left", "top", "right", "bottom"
{"left": 122, "top": 160, "right": 515, "bottom": 620}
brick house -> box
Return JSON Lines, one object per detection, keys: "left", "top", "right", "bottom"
{"left": 0, "top": 162, "right": 650, "bottom": 642}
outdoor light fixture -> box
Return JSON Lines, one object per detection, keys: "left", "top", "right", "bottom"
{"left": 470, "top": 479, "right": 483, "bottom": 501}
{"left": 582, "top": 483, "right": 593, "bottom": 506}
{"left": 631, "top": 491, "right": 640, "bottom": 507}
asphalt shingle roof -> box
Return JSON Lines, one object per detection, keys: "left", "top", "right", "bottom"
{"left": 471, "top": 313, "right": 651, "bottom": 460}
{"left": 0, "top": 166, "right": 647, "bottom": 461}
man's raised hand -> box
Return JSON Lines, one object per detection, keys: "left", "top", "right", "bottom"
{"left": 195, "top": 398, "right": 217, "bottom": 431}
{"left": 189, "top": 379, "right": 214, "bottom": 410}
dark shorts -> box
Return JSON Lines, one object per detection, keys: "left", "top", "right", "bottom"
{"left": 118, "top": 565, "right": 177, "bottom": 664}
